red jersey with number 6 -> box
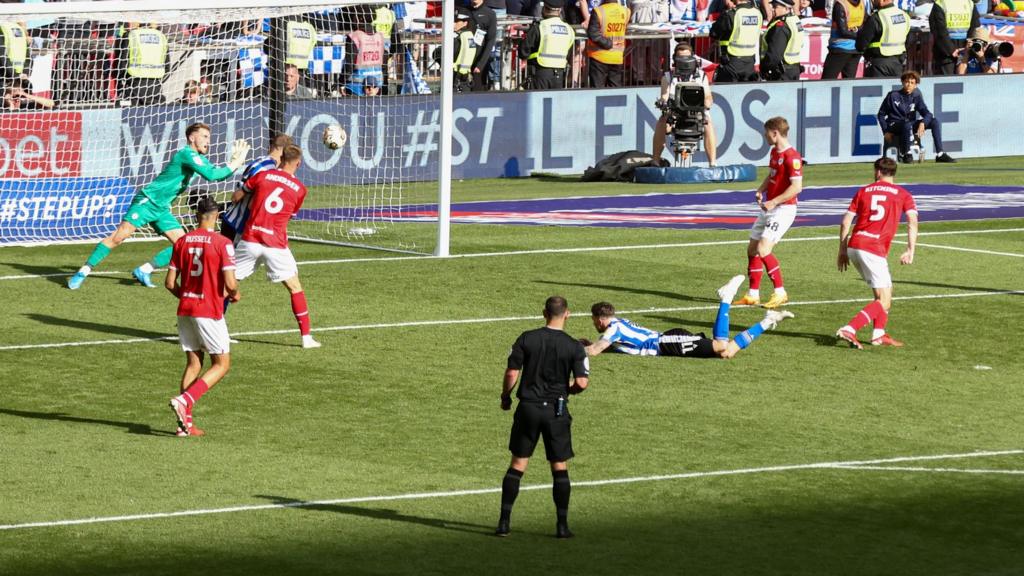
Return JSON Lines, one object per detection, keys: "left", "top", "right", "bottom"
{"left": 847, "top": 181, "right": 917, "bottom": 258}
{"left": 169, "top": 228, "right": 236, "bottom": 320}
{"left": 242, "top": 169, "right": 307, "bottom": 248}
{"left": 765, "top": 146, "right": 803, "bottom": 205}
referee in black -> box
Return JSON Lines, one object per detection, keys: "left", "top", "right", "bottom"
{"left": 497, "top": 295, "right": 590, "bottom": 539}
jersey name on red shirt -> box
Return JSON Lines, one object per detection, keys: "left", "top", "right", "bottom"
{"left": 765, "top": 146, "right": 803, "bottom": 204}
{"left": 169, "top": 229, "right": 236, "bottom": 320}
{"left": 847, "top": 181, "right": 917, "bottom": 257}
{"left": 242, "top": 169, "right": 308, "bottom": 248}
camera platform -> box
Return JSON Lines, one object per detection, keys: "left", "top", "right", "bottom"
{"left": 633, "top": 164, "right": 758, "bottom": 184}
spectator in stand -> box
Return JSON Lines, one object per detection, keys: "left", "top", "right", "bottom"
{"left": 586, "top": 0, "right": 630, "bottom": 87}
{"left": 821, "top": 0, "right": 867, "bottom": 79}
{"left": 760, "top": 0, "right": 804, "bottom": 81}
{"left": 468, "top": 0, "right": 498, "bottom": 91}
{"left": 3, "top": 78, "right": 54, "bottom": 111}
{"left": 956, "top": 26, "right": 997, "bottom": 74}
{"left": 362, "top": 74, "right": 382, "bottom": 96}
{"left": 856, "top": 0, "right": 909, "bottom": 78}
{"left": 710, "top": 0, "right": 762, "bottom": 83}
{"left": 877, "top": 71, "right": 957, "bottom": 163}
{"left": 285, "top": 63, "right": 316, "bottom": 99}
{"left": 929, "top": 0, "right": 979, "bottom": 75}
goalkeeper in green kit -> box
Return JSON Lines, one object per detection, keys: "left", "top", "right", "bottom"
{"left": 68, "top": 122, "right": 250, "bottom": 290}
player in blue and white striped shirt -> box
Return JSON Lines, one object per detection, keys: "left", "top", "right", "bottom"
{"left": 583, "top": 276, "right": 794, "bottom": 359}
{"left": 220, "top": 133, "right": 293, "bottom": 243}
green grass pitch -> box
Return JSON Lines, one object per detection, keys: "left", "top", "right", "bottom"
{"left": 1, "top": 157, "right": 1023, "bottom": 575}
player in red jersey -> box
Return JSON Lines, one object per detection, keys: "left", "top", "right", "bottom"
{"left": 165, "top": 197, "right": 241, "bottom": 436}
{"left": 836, "top": 157, "right": 918, "bottom": 349}
{"left": 234, "top": 144, "right": 320, "bottom": 349}
{"left": 735, "top": 116, "right": 803, "bottom": 309}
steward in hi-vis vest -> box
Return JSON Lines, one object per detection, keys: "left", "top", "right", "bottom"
{"left": 821, "top": 0, "right": 866, "bottom": 79}
{"left": 124, "top": 24, "right": 167, "bottom": 105}
{"left": 856, "top": 0, "right": 909, "bottom": 78}
{"left": 929, "top": 0, "right": 978, "bottom": 75}
{"left": 286, "top": 20, "right": 316, "bottom": 69}
{"left": 345, "top": 27, "right": 385, "bottom": 95}
{"left": 453, "top": 9, "right": 479, "bottom": 93}
{"left": 0, "top": 21, "right": 28, "bottom": 84}
{"left": 761, "top": 0, "right": 803, "bottom": 81}
{"left": 519, "top": 0, "right": 576, "bottom": 90}
{"left": 585, "top": 0, "right": 630, "bottom": 87}
{"left": 709, "top": 0, "right": 762, "bottom": 83}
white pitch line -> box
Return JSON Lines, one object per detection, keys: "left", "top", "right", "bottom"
{"left": 3, "top": 227, "right": 1023, "bottom": 282}
{"left": 833, "top": 465, "right": 1024, "bottom": 475}
{"left": 2, "top": 289, "right": 1021, "bottom": 352}
{"left": 0, "top": 449, "right": 1018, "bottom": 532}
{"left": 893, "top": 240, "right": 1024, "bottom": 258}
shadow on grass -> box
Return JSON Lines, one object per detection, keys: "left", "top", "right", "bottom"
{"left": 895, "top": 279, "right": 1019, "bottom": 294}
{"left": 0, "top": 407, "right": 176, "bottom": 436}
{"left": 534, "top": 280, "right": 718, "bottom": 304}
{"left": 255, "top": 495, "right": 494, "bottom": 536}
{"left": 24, "top": 313, "right": 175, "bottom": 342}
{"left": 645, "top": 315, "right": 822, "bottom": 346}
{"left": 0, "top": 262, "right": 77, "bottom": 288}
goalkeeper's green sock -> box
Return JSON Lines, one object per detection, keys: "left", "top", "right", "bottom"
{"left": 79, "top": 242, "right": 112, "bottom": 275}
{"left": 151, "top": 246, "right": 173, "bottom": 269}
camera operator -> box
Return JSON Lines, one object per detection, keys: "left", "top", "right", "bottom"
{"left": 652, "top": 42, "right": 717, "bottom": 166}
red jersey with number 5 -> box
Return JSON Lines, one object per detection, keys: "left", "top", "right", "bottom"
{"left": 169, "top": 228, "right": 236, "bottom": 320}
{"left": 847, "top": 181, "right": 917, "bottom": 258}
{"left": 242, "top": 169, "right": 307, "bottom": 248}
{"left": 765, "top": 146, "right": 803, "bottom": 204}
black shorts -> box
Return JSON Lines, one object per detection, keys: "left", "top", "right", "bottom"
{"left": 658, "top": 328, "right": 718, "bottom": 358}
{"left": 508, "top": 401, "right": 574, "bottom": 462}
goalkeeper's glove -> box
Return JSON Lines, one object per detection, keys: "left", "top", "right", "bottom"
{"left": 227, "top": 139, "right": 251, "bottom": 172}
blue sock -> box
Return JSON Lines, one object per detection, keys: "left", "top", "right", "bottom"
{"left": 735, "top": 322, "right": 766, "bottom": 350}
{"left": 713, "top": 302, "right": 731, "bottom": 341}
{"left": 223, "top": 297, "right": 231, "bottom": 315}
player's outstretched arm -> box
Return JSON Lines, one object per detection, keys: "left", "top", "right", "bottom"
{"left": 227, "top": 139, "right": 252, "bottom": 172}
{"left": 501, "top": 369, "right": 519, "bottom": 410}
{"left": 900, "top": 212, "right": 918, "bottom": 265}
{"left": 583, "top": 338, "right": 611, "bottom": 357}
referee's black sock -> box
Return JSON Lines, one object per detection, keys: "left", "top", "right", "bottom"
{"left": 552, "top": 469, "right": 571, "bottom": 525}
{"left": 500, "top": 468, "right": 523, "bottom": 522}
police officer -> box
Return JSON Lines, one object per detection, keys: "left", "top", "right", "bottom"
{"left": 929, "top": 0, "right": 979, "bottom": 75}
{"left": 709, "top": 0, "right": 763, "bottom": 83}
{"left": 496, "top": 296, "right": 589, "bottom": 539}
{"left": 761, "top": 0, "right": 804, "bottom": 81}
{"left": 821, "top": 0, "right": 867, "bottom": 79}
{"left": 453, "top": 9, "right": 479, "bottom": 93}
{"left": 586, "top": 0, "right": 630, "bottom": 87}
{"left": 125, "top": 23, "right": 167, "bottom": 105}
{"left": 0, "top": 20, "right": 28, "bottom": 86}
{"left": 518, "top": 0, "right": 576, "bottom": 90}
{"left": 855, "top": 0, "right": 909, "bottom": 78}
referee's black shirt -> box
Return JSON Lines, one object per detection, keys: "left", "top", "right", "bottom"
{"left": 507, "top": 327, "right": 589, "bottom": 403}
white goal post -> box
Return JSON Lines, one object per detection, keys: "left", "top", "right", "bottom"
{"left": 0, "top": 0, "right": 453, "bottom": 256}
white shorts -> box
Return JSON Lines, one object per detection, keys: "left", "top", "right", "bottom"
{"left": 235, "top": 240, "right": 299, "bottom": 283}
{"left": 750, "top": 204, "right": 797, "bottom": 243}
{"left": 848, "top": 247, "right": 892, "bottom": 289}
{"left": 177, "top": 316, "right": 231, "bottom": 355}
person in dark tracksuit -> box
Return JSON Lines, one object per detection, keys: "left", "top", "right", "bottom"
{"left": 497, "top": 296, "right": 590, "bottom": 539}
{"left": 877, "top": 71, "right": 957, "bottom": 163}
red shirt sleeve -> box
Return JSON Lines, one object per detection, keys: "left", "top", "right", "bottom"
{"left": 244, "top": 171, "right": 265, "bottom": 196}
{"left": 787, "top": 150, "right": 804, "bottom": 180}
{"left": 848, "top": 190, "right": 861, "bottom": 213}
{"left": 168, "top": 236, "right": 185, "bottom": 270}
{"left": 220, "top": 238, "right": 237, "bottom": 270}
{"left": 902, "top": 189, "right": 917, "bottom": 213}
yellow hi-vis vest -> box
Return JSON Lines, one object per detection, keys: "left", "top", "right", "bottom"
{"left": 586, "top": 3, "right": 629, "bottom": 65}
{"left": 126, "top": 27, "right": 167, "bottom": 78}
{"left": 782, "top": 14, "right": 803, "bottom": 64}
{"left": 936, "top": 0, "right": 972, "bottom": 40}
{"left": 0, "top": 22, "right": 27, "bottom": 75}
{"left": 373, "top": 6, "right": 396, "bottom": 38}
{"left": 722, "top": 5, "right": 762, "bottom": 57}
{"left": 869, "top": 6, "right": 910, "bottom": 56}
{"left": 286, "top": 21, "right": 316, "bottom": 68}
{"left": 455, "top": 30, "right": 477, "bottom": 74}
{"left": 531, "top": 18, "right": 575, "bottom": 68}
{"left": 839, "top": 0, "right": 865, "bottom": 29}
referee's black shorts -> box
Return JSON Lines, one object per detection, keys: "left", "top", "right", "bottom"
{"left": 658, "top": 328, "right": 718, "bottom": 358}
{"left": 508, "top": 401, "right": 574, "bottom": 462}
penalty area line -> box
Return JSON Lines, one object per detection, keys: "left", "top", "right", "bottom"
{"left": 1, "top": 449, "right": 1019, "bottom": 532}
{"left": 1, "top": 289, "right": 1021, "bottom": 352}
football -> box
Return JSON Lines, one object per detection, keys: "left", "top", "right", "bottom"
{"left": 322, "top": 124, "right": 347, "bottom": 150}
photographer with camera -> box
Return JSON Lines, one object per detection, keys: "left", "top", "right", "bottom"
{"left": 956, "top": 27, "right": 1013, "bottom": 74}
{"left": 760, "top": 0, "right": 804, "bottom": 81}
{"left": 652, "top": 42, "right": 717, "bottom": 167}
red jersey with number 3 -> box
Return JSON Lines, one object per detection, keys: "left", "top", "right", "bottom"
{"left": 765, "top": 146, "right": 803, "bottom": 204}
{"left": 169, "top": 228, "right": 236, "bottom": 320}
{"left": 847, "top": 181, "right": 917, "bottom": 258}
{"left": 242, "top": 169, "right": 307, "bottom": 248}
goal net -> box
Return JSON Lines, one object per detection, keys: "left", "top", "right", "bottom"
{"left": 0, "top": 0, "right": 453, "bottom": 255}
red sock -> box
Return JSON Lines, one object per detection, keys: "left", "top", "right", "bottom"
{"left": 748, "top": 255, "right": 764, "bottom": 290}
{"left": 291, "top": 291, "right": 311, "bottom": 336}
{"left": 762, "top": 253, "right": 784, "bottom": 288}
{"left": 182, "top": 378, "right": 210, "bottom": 409}
{"left": 848, "top": 301, "right": 885, "bottom": 332}
{"left": 874, "top": 306, "right": 889, "bottom": 331}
